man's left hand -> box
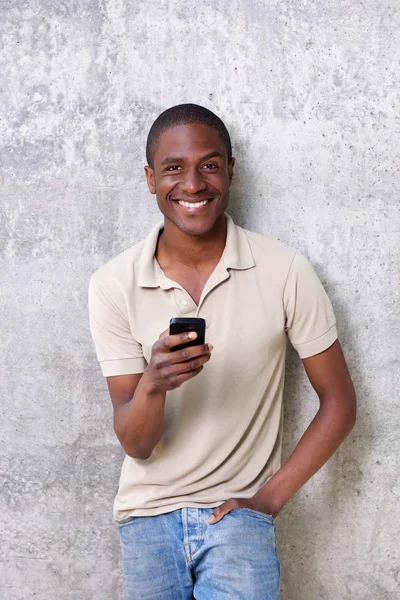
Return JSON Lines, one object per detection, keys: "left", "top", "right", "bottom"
{"left": 208, "top": 497, "right": 272, "bottom": 525}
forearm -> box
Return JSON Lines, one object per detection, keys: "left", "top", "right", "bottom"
{"left": 253, "top": 392, "right": 356, "bottom": 515}
{"left": 115, "top": 370, "right": 167, "bottom": 459}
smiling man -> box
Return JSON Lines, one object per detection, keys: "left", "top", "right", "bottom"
{"left": 88, "top": 104, "right": 356, "bottom": 600}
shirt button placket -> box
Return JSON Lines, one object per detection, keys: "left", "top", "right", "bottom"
{"left": 175, "top": 290, "right": 194, "bottom": 315}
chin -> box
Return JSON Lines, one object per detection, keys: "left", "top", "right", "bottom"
{"left": 179, "top": 214, "right": 225, "bottom": 237}
{"left": 176, "top": 220, "right": 212, "bottom": 237}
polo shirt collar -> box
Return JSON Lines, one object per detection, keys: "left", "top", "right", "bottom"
{"left": 137, "top": 213, "right": 255, "bottom": 288}
{"left": 223, "top": 213, "right": 255, "bottom": 270}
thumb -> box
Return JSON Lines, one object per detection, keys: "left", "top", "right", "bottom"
{"left": 208, "top": 501, "right": 231, "bottom": 525}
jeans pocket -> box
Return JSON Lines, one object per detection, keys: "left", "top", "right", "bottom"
{"left": 234, "top": 508, "right": 275, "bottom": 525}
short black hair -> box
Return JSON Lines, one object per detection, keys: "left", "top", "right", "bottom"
{"left": 146, "top": 103, "right": 232, "bottom": 168}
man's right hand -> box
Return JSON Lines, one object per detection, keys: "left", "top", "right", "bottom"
{"left": 143, "top": 329, "right": 213, "bottom": 393}
{"left": 107, "top": 329, "right": 213, "bottom": 458}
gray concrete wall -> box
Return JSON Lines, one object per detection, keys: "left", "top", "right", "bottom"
{"left": 1, "top": 1, "right": 399, "bottom": 598}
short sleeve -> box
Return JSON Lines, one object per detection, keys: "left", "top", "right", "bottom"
{"left": 88, "top": 275, "right": 146, "bottom": 377}
{"left": 284, "top": 252, "right": 338, "bottom": 359}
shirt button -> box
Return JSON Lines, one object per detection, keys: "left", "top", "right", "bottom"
{"left": 181, "top": 299, "right": 188, "bottom": 306}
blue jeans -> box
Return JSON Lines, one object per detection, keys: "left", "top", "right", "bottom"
{"left": 118, "top": 507, "right": 280, "bottom": 599}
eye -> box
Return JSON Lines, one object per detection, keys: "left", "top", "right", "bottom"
{"left": 165, "top": 165, "right": 182, "bottom": 171}
{"left": 203, "top": 163, "right": 218, "bottom": 170}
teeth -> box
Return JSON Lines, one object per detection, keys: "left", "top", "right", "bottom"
{"left": 178, "top": 199, "right": 210, "bottom": 208}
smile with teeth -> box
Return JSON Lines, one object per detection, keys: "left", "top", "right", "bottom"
{"left": 177, "top": 199, "right": 211, "bottom": 207}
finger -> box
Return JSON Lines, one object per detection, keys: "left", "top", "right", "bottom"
{"left": 168, "top": 354, "right": 211, "bottom": 378}
{"left": 167, "top": 366, "right": 204, "bottom": 389}
{"left": 168, "top": 344, "right": 213, "bottom": 365}
{"left": 151, "top": 342, "right": 212, "bottom": 375}
{"left": 159, "top": 356, "right": 209, "bottom": 387}
{"left": 150, "top": 362, "right": 204, "bottom": 391}
{"left": 208, "top": 501, "right": 233, "bottom": 525}
{"left": 159, "top": 328, "right": 170, "bottom": 340}
{"left": 161, "top": 331, "right": 198, "bottom": 351}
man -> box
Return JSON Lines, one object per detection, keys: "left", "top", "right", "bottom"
{"left": 88, "top": 103, "right": 356, "bottom": 600}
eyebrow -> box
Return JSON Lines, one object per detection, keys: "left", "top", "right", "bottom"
{"left": 160, "top": 151, "right": 224, "bottom": 166}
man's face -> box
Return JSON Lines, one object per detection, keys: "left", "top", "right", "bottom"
{"left": 144, "top": 123, "right": 235, "bottom": 237}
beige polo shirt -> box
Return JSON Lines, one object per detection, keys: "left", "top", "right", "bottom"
{"left": 88, "top": 214, "right": 337, "bottom": 521}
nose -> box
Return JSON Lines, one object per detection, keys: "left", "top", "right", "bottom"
{"left": 180, "top": 168, "right": 207, "bottom": 194}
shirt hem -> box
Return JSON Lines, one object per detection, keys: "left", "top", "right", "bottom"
{"left": 100, "top": 357, "right": 146, "bottom": 377}
{"left": 114, "top": 500, "right": 227, "bottom": 522}
{"left": 293, "top": 324, "right": 338, "bottom": 359}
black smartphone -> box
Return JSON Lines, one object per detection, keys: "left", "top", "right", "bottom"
{"left": 169, "top": 317, "right": 206, "bottom": 352}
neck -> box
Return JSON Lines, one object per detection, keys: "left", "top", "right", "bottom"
{"left": 156, "top": 215, "right": 227, "bottom": 270}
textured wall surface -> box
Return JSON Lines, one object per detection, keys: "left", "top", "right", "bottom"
{"left": 1, "top": 1, "right": 399, "bottom": 598}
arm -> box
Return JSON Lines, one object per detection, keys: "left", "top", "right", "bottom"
{"left": 106, "top": 371, "right": 165, "bottom": 460}
{"left": 88, "top": 277, "right": 213, "bottom": 459}
{"left": 252, "top": 339, "right": 356, "bottom": 515}
{"left": 107, "top": 332, "right": 213, "bottom": 460}
{"left": 209, "top": 340, "right": 356, "bottom": 523}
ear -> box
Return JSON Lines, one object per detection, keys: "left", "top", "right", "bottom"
{"left": 144, "top": 165, "right": 156, "bottom": 194}
{"left": 228, "top": 157, "right": 235, "bottom": 185}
